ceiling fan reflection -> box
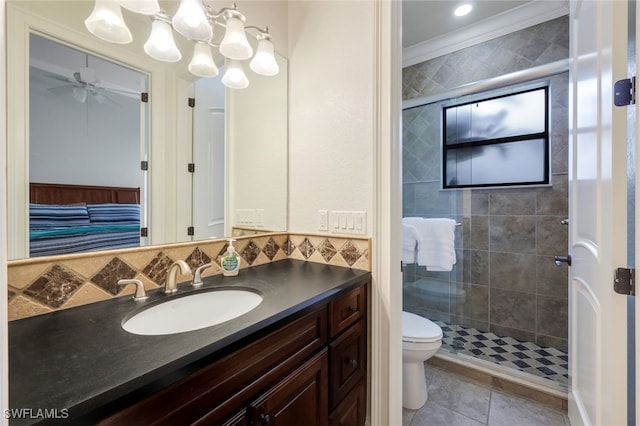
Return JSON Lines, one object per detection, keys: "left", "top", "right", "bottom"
{"left": 48, "top": 67, "right": 139, "bottom": 106}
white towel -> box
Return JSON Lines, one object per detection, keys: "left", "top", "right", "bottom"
{"left": 403, "top": 217, "right": 457, "bottom": 271}
{"left": 402, "top": 222, "right": 418, "bottom": 264}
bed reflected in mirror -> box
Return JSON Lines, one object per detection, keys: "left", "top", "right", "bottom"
{"left": 28, "top": 33, "right": 148, "bottom": 257}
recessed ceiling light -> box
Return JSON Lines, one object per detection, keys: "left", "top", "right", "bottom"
{"left": 454, "top": 3, "right": 473, "bottom": 17}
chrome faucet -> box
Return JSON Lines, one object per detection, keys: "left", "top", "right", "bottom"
{"left": 164, "top": 260, "right": 192, "bottom": 294}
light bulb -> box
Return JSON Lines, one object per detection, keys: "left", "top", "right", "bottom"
{"left": 222, "top": 60, "right": 249, "bottom": 89}
{"left": 172, "top": 0, "right": 213, "bottom": 41}
{"left": 454, "top": 3, "right": 473, "bottom": 17}
{"left": 219, "top": 17, "right": 253, "bottom": 60}
{"left": 250, "top": 38, "right": 279, "bottom": 76}
{"left": 144, "top": 19, "right": 182, "bottom": 62}
{"left": 188, "top": 42, "right": 219, "bottom": 78}
{"left": 84, "top": 0, "right": 132, "bottom": 44}
{"left": 118, "top": 0, "right": 160, "bottom": 15}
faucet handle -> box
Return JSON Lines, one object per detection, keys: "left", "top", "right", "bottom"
{"left": 192, "top": 263, "right": 213, "bottom": 287}
{"left": 117, "top": 279, "right": 148, "bottom": 301}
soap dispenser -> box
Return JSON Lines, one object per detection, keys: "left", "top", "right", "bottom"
{"left": 221, "top": 238, "right": 241, "bottom": 276}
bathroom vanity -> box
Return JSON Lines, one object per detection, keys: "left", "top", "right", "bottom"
{"left": 8, "top": 260, "right": 370, "bottom": 425}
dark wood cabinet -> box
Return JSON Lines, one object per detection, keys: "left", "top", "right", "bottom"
{"left": 99, "top": 281, "right": 368, "bottom": 426}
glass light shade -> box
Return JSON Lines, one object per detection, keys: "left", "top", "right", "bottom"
{"left": 84, "top": 0, "right": 132, "bottom": 44}
{"left": 73, "top": 87, "right": 87, "bottom": 103}
{"left": 118, "top": 0, "right": 160, "bottom": 15}
{"left": 222, "top": 60, "right": 249, "bottom": 89}
{"left": 188, "top": 42, "right": 219, "bottom": 77}
{"left": 250, "top": 39, "right": 279, "bottom": 76}
{"left": 219, "top": 17, "right": 253, "bottom": 60}
{"left": 172, "top": 0, "right": 213, "bottom": 41}
{"left": 144, "top": 19, "right": 182, "bottom": 62}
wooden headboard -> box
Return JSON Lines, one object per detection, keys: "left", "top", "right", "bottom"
{"left": 29, "top": 183, "right": 140, "bottom": 205}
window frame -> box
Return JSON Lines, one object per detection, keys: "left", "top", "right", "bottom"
{"left": 441, "top": 85, "right": 550, "bottom": 189}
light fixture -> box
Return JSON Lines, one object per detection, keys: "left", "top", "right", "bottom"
{"left": 84, "top": 0, "right": 133, "bottom": 44}
{"left": 172, "top": 0, "right": 212, "bottom": 41}
{"left": 118, "top": 0, "right": 160, "bottom": 15}
{"left": 219, "top": 16, "right": 253, "bottom": 60}
{"left": 144, "top": 18, "right": 182, "bottom": 62}
{"left": 188, "top": 42, "right": 219, "bottom": 77}
{"left": 222, "top": 59, "right": 249, "bottom": 89}
{"left": 73, "top": 87, "right": 88, "bottom": 103}
{"left": 84, "top": 0, "right": 279, "bottom": 89}
{"left": 250, "top": 37, "right": 279, "bottom": 76}
{"left": 454, "top": 3, "right": 473, "bottom": 17}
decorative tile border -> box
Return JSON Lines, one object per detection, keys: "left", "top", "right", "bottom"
{"left": 7, "top": 232, "right": 371, "bottom": 321}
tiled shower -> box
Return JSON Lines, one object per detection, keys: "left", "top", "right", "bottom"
{"left": 401, "top": 17, "right": 570, "bottom": 387}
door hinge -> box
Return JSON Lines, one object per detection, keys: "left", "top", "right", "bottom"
{"left": 141, "top": 161, "right": 148, "bottom": 171}
{"left": 188, "top": 97, "right": 195, "bottom": 108}
{"left": 140, "top": 227, "right": 148, "bottom": 237}
{"left": 141, "top": 92, "right": 149, "bottom": 103}
{"left": 614, "top": 77, "right": 635, "bottom": 106}
{"left": 614, "top": 267, "right": 635, "bottom": 296}
{"left": 188, "top": 163, "right": 195, "bottom": 173}
{"left": 187, "top": 226, "right": 194, "bottom": 236}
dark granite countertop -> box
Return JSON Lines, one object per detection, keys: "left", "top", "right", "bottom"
{"left": 9, "top": 259, "right": 371, "bottom": 424}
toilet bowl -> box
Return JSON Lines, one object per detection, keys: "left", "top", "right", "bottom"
{"left": 402, "top": 311, "right": 443, "bottom": 409}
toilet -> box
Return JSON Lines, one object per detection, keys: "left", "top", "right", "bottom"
{"left": 402, "top": 311, "right": 443, "bottom": 409}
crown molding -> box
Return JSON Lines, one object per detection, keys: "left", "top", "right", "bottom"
{"left": 402, "top": 0, "right": 569, "bottom": 68}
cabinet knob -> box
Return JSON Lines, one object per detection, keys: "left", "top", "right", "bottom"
{"left": 258, "top": 413, "right": 271, "bottom": 425}
{"left": 347, "top": 305, "right": 357, "bottom": 314}
{"left": 348, "top": 358, "right": 358, "bottom": 368}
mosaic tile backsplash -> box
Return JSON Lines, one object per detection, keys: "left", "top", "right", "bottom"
{"left": 7, "top": 232, "right": 371, "bottom": 321}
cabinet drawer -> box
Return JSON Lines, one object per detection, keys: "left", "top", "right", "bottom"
{"left": 100, "top": 307, "right": 327, "bottom": 425}
{"left": 329, "top": 319, "right": 366, "bottom": 410}
{"left": 329, "top": 381, "right": 366, "bottom": 426}
{"left": 329, "top": 285, "right": 366, "bottom": 337}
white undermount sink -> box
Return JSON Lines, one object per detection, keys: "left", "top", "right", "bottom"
{"left": 122, "top": 289, "right": 263, "bottom": 336}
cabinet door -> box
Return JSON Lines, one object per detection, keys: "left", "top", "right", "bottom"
{"left": 249, "top": 349, "right": 328, "bottom": 426}
{"left": 329, "top": 382, "right": 366, "bottom": 426}
{"left": 329, "top": 319, "right": 366, "bottom": 409}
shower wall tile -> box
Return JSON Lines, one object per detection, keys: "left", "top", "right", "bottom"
{"left": 536, "top": 295, "right": 568, "bottom": 339}
{"left": 403, "top": 184, "right": 416, "bottom": 216}
{"left": 536, "top": 175, "right": 568, "bottom": 216}
{"left": 489, "top": 324, "right": 536, "bottom": 345}
{"left": 471, "top": 191, "right": 490, "bottom": 215}
{"left": 536, "top": 255, "right": 568, "bottom": 299}
{"left": 536, "top": 335, "right": 568, "bottom": 353}
{"left": 489, "top": 216, "right": 537, "bottom": 253}
{"left": 489, "top": 190, "right": 537, "bottom": 215}
{"left": 489, "top": 252, "right": 536, "bottom": 294}
{"left": 415, "top": 182, "right": 454, "bottom": 216}
{"left": 462, "top": 249, "right": 489, "bottom": 286}
{"left": 469, "top": 216, "right": 489, "bottom": 251}
{"left": 490, "top": 288, "right": 536, "bottom": 333}
{"left": 536, "top": 216, "right": 568, "bottom": 255}
{"left": 451, "top": 282, "right": 489, "bottom": 322}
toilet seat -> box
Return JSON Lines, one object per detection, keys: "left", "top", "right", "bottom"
{"left": 402, "top": 311, "right": 443, "bottom": 343}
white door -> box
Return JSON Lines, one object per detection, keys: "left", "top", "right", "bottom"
{"left": 192, "top": 78, "right": 225, "bottom": 240}
{"left": 569, "top": 1, "right": 629, "bottom": 425}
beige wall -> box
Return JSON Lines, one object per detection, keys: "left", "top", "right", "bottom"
{"left": 287, "top": 1, "right": 375, "bottom": 234}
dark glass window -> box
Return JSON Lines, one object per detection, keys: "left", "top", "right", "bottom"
{"left": 442, "top": 87, "right": 549, "bottom": 188}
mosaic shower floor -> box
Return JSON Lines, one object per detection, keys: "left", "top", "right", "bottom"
{"left": 434, "top": 321, "right": 569, "bottom": 386}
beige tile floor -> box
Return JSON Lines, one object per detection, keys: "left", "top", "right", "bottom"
{"left": 403, "top": 365, "right": 571, "bottom": 426}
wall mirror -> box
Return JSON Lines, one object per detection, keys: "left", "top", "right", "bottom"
{"left": 6, "top": 0, "right": 288, "bottom": 261}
